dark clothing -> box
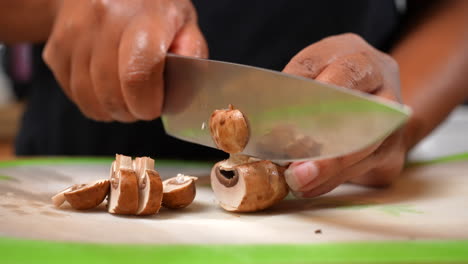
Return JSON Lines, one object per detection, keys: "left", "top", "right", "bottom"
{"left": 15, "top": 0, "right": 401, "bottom": 158}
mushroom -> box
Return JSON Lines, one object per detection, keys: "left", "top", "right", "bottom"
{"left": 210, "top": 154, "right": 289, "bottom": 212}
{"left": 108, "top": 154, "right": 139, "bottom": 215}
{"left": 209, "top": 104, "right": 250, "bottom": 153}
{"left": 51, "top": 186, "right": 74, "bottom": 207}
{"left": 162, "top": 174, "right": 198, "bottom": 209}
{"left": 51, "top": 180, "right": 110, "bottom": 210}
{"left": 133, "top": 157, "right": 163, "bottom": 215}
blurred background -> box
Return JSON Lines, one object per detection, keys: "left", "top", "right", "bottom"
{"left": 0, "top": 43, "right": 28, "bottom": 159}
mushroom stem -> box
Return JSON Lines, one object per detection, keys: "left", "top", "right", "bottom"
{"left": 133, "top": 156, "right": 163, "bottom": 216}
{"left": 108, "top": 154, "right": 139, "bottom": 215}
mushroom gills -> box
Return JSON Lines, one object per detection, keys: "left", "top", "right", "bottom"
{"left": 216, "top": 167, "right": 238, "bottom": 187}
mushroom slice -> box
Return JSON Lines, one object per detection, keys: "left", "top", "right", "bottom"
{"left": 210, "top": 155, "right": 289, "bottom": 212}
{"left": 162, "top": 174, "right": 198, "bottom": 209}
{"left": 63, "top": 180, "right": 110, "bottom": 210}
{"left": 209, "top": 104, "right": 250, "bottom": 154}
{"left": 108, "top": 154, "right": 139, "bottom": 215}
{"left": 51, "top": 186, "right": 75, "bottom": 207}
{"left": 133, "top": 157, "right": 163, "bottom": 216}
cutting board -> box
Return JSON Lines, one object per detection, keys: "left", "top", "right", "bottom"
{"left": 1, "top": 157, "right": 467, "bottom": 244}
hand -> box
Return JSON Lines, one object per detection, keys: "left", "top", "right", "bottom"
{"left": 282, "top": 33, "right": 407, "bottom": 198}
{"left": 43, "top": 0, "right": 207, "bottom": 122}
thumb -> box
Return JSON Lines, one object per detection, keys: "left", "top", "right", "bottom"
{"left": 170, "top": 22, "right": 208, "bottom": 59}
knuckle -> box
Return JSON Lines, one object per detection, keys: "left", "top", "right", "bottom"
{"left": 382, "top": 53, "right": 399, "bottom": 72}
{"left": 42, "top": 46, "right": 52, "bottom": 65}
{"left": 342, "top": 32, "right": 364, "bottom": 42}
{"left": 90, "top": 0, "right": 109, "bottom": 15}
{"left": 340, "top": 57, "right": 362, "bottom": 75}
{"left": 101, "top": 96, "right": 124, "bottom": 114}
{"left": 325, "top": 33, "right": 364, "bottom": 44}
{"left": 121, "top": 52, "right": 164, "bottom": 89}
{"left": 286, "top": 56, "right": 323, "bottom": 79}
{"left": 122, "top": 68, "right": 154, "bottom": 89}
{"left": 42, "top": 41, "right": 63, "bottom": 66}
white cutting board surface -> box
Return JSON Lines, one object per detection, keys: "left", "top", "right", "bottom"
{"left": 0, "top": 159, "right": 467, "bottom": 244}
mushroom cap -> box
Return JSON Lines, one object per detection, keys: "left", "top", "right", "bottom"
{"left": 209, "top": 105, "right": 249, "bottom": 154}
{"left": 63, "top": 180, "right": 110, "bottom": 210}
{"left": 210, "top": 159, "right": 289, "bottom": 212}
{"left": 162, "top": 174, "right": 197, "bottom": 209}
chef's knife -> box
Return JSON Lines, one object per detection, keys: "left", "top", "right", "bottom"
{"left": 162, "top": 54, "right": 411, "bottom": 162}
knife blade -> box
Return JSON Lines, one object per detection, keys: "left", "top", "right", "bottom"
{"left": 162, "top": 54, "right": 411, "bottom": 162}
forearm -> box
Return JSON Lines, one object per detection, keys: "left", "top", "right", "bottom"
{"left": 392, "top": 0, "right": 468, "bottom": 150}
{"left": 0, "top": 0, "right": 60, "bottom": 43}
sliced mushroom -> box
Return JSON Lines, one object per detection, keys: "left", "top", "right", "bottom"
{"left": 162, "top": 174, "right": 198, "bottom": 209}
{"left": 210, "top": 154, "right": 289, "bottom": 212}
{"left": 51, "top": 186, "right": 75, "bottom": 207}
{"left": 133, "top": 157, "right": 163, "bottom": 216}
{"left": 63, "top": 180, "right": 110, "bottom": 210}
{"left": 52, "top": 180, "right": 110, "bottom": 210}
{"left": 108, "top": 154, "right": 139, "bottom": 215}
{"left": 209, "top": 104, "right": 250, "bottom": 154}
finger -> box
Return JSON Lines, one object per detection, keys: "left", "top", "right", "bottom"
{"left": 297, "top": 154, "right": 376, "bottom": 198}
{"left": 70, "top": 33, "right": 112, "bottom": 121}
{"left": 118, "top": 16, "right": 173, "bottom": 121}
{"left": 170, "top": 21, "right": 208, "bottom": 59}
{"left": 315, "top": 52, "right": 384, "bottom": 93}
{"left": 298, "top": 131, "right": 405, "bottom": 197}
{"left": 43, "top": 38, "right": 72, "bottom": 100}
{"left": 285, "top": 142, "right": 381, "bottom": 192}
{"left": 282, "top": 33, "right": 367, "bottom": 79}
{"left": 90, "top": 17, "right": 136, "bottom": 122}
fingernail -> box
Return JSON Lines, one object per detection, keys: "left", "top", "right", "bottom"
{"left": 285, "top": 162, "right": 319, "bottom": 191}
